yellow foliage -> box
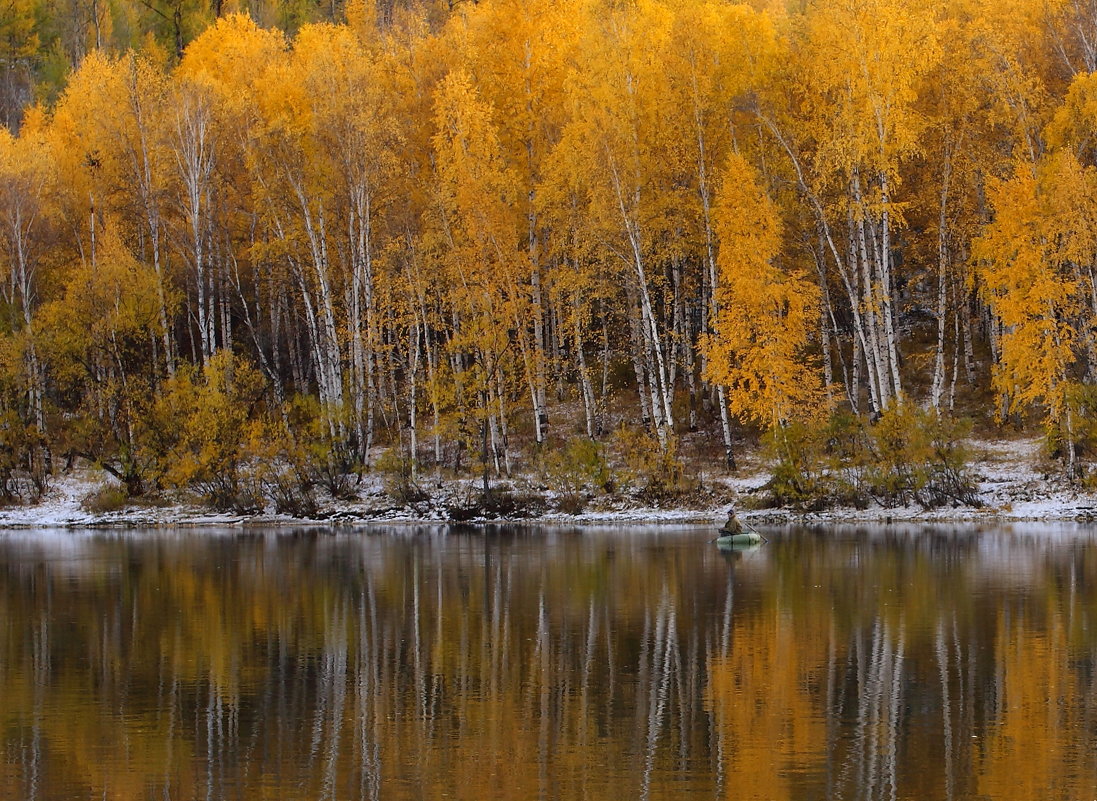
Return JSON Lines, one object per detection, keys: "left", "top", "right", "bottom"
{"left": 797, "top": 0, "right": 943, "bottom": 194}
{"left": 38, "top": 221, "right": 166, "bottom": 384}
{"left": 146, "top": 351, "right": 268, "bottom": 507}
{"left": 176, "top": 13, "right": 286, "bottom": 104}
{"left": 974, "top": 152, "right": 1097, "bottom": 422}
{"left": 705, "top": 154, "right": 822, "bottom": 428}
{"left": 9, "top": 0, "right": 1097, "bottom": 482}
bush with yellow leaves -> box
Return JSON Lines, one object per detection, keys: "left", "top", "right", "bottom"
{"left": 142, "top": 351, "right": 268, "bottom": 512}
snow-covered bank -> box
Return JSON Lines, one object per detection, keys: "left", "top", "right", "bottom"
{"left": 0, "top": 471, "right": 728, "bottom": 529}
{"left": 1, "top": 436, "right": 1095, "bottom": 529}
{"left": 744, "top": 436, "right": 1097, "bottom": 524}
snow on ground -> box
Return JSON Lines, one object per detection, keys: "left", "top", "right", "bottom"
{"left": 0, "top": 471, "right": 262, "bottom": 529}
{"left": 1, "top": 436, "right": 1096, "bottom": 529}
{"left": 750, "top": 435, "right": 1097, "bottom": 525}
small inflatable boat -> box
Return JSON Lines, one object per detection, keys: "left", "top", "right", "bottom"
{"left": 714, "top": 529, "right": 766, "bottom": 547}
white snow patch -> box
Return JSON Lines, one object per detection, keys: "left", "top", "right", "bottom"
{"left": 0, "top": 436, "right": 1095, "bottom": 530}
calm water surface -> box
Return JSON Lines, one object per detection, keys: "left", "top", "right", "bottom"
{"left": 2, "top": 523, "right": 1097, "bottom": 800}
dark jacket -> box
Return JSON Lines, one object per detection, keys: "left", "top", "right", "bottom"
{"left": 720, "top": 513, "right": 744, "bottom": 535}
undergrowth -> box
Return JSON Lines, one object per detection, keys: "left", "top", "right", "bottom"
{"left": 748, "top": 405, "right": 980, "bottom": 511}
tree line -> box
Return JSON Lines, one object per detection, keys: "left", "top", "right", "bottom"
{"left": 3, "top": 0, "right": 1097, "bottom": 506}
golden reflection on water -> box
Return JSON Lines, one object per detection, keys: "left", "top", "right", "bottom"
{"left": 1, "top": 525, "right": 1097, "bottom": 800}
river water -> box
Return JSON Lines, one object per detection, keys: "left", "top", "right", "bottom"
{"left": 1, "top": 523, "right": 1096, "bottom": 800}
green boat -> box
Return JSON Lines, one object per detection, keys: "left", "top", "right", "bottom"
{"left": 715, "top": 530, "right": 765, "bottom": 547}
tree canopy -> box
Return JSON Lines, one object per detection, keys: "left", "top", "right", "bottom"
{"left": 4, "top": 0, "right": 1097, "bottom": 499}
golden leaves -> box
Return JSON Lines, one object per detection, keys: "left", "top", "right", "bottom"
{"left": 705, "top": 154, "right": 823, "bottom": 428}
{"left": 974, "top": 152, "right": 1097, "bottom": 420}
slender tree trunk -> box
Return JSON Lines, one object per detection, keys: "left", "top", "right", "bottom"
{"left": 607, "top": 153, "right": 674, "bottom": 445}
{"left": 760, "top": 112, "right": 879, "bottom": 414}
{"left": 419, "top": 299, "right": 443, "bottom": 472}
{"left": 6, "top": 203, "right": 48, "bottom": 471}
{"left": 849, "top": 211, "right": 878, "bottom": 413}
{"left": 949, "top": 277, "right": 961, "bottom": 411}
{"left": 932, "top": 153, "right": 953, "bottom": 409}
{"left": 232, "top": 252, "right": 283, "bottom": 402}
{"left": 495, "top": 367, "right": 510, "bottom": 476}
{"left": 821, "top": 291, "right": 834, "bottom": 406}
{"left": 878, "top": 171, "right": 903, "bottom": 400}
{"left": 529, "top": 229, "right": 548, "bottom": 441}
{"left": 129, "top": 68, "right": 175, "bottom": 376}
{"left": 408, "top": 319, "right": 421, "bottom": 481}
{"left": 633, "top": 249, "right": 673, "bottom": 443}
{"left": 294, "top": 193, "right": 346, "bottom": 446}
{"left": 600, "top": 306, "right": 611, "bottom": 418}
{"left": 627, "top": 287, "right": 654, "bottom": 428}
{"left": 669, "top": 256, "right": 682, "bottom": 392}
{"left": 552, "top": 298, "right": 566, "bottom": 401}
{"left": 852, "top": 177, "right": 889, "bottom": 411}
{"left": 511, "top": 300, "right": 545, "bottom": 448}
{"left": 574, "top": 294, "right": 597, "bottom": 439}
{"left": 219, "top": 252, "right": 232, "bottom": 353}
{"left": 962, "top": 292, "right": 976, "bottom": 384}
{"left": 348, "top": 189, "right": 368, "bottom": 461}
{"left": 716, "top": 387, "right": 736, "bottom": 471}
{"left": 696, "top": 150, "right": 735, "bottom": 465}
{"left": 814, "top": 232, "right": 853, "bottom": 410}
{"left": 526, "top": 94, "right": 549, "bottom": 439}
{"left": 173, "top": 88, "right": 216, "bottom": 365}
{"left": 853, "top": 328, "right": 863, "bottom": 412}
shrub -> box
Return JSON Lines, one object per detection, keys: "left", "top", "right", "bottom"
{"left": 281, "top": 395, "right": 361, "bottom": 501}
{"left": 0, "top": 413, "right": 51, "bottom": 504}
{"left": 81, "top": 484, "right": 128, "bottom": 514}
{"left": 249, "top": 416, "right": 318, "bottom": 518}
{"left": 479, "top": 486, "right": 548, "bottom": 518}
{"left": 263, "top": 465, "right": 318, "bottom": 517}
{"left": 375, "top": 447, "right": 428, "bottom": 504}
{"left": 611, "top": 426, "right": 696, "bottom": 501}
{"left": 542, "top": 436, "right": 613, "bottom": 512}
{"left": 142, "top": 352, "right": 267, "bottom": 513}
{"left": 759, "top": 413, "right": 865, "bottom": 510}
{"left": 759, "top": 406, "right": 979, "bottom": 511}
{"left": 862, "top": 405, "right": 979, "bottom": 508}
{"left": 1053, "top": 383, "right": 1097, "bottom": 479}
{"left": 445, "top": 482, "right": 547, "bottom": 520}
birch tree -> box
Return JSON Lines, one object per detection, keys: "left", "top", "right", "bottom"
{"left": 431, "top": 70, "right": 526, "bottom": 482}
{"left": 556, "top": 0, "right": 680, "bottom": 448}
{"left": 704, "top": 153, "right": 822, "bottom": 430}
{"left": 0, "top": 126, "right": 54, "bottom": 442}
{"left": 774, "top": 0, "right": 943, "bottom": 413}
{"left": 974, "top": 153, "right": 1097, "bottom": 475}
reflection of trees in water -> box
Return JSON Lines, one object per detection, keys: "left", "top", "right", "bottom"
{"left": 1, "top": 528, "right": 1097, "bottom": 799}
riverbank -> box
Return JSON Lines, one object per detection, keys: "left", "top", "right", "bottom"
{"left": 0, "top": 436, "right": 1094, "bottom": 529}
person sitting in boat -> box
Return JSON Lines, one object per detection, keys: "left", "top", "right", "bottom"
{"left": 720, "top": 508, "right": 744, "bottom": 535}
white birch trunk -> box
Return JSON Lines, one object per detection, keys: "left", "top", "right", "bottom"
{"left": 574, "top": 296, "right": 597, "bottom": 439}
{"left": 173, "top": 87, "right": 216, "bottom": 364}
{"left": 931, "top": 153, "right": 953, "bottom": 409}
{"left": 607, "top": 151, "right": 674, "bottom": 446}
{"left": 408, "top": 319, "right": 421, "bottom": 481}
{"left": 293, "top": 188, "right": 346, "bottom": 444}
{"left": 761, "top": 114, "right": 880, "bottom": 416}
{"left": 127, "top": 64, "right": 175, "bottom": 376}
{"left": 878, "top": 172, "right": 903, "bottom": 400}
{"left": 696, "top": 129, "right": 736, "bottom": 468}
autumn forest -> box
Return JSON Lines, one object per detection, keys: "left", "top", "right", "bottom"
{"left": 2, "top": 0, "right": 1097, "bottom": 511}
